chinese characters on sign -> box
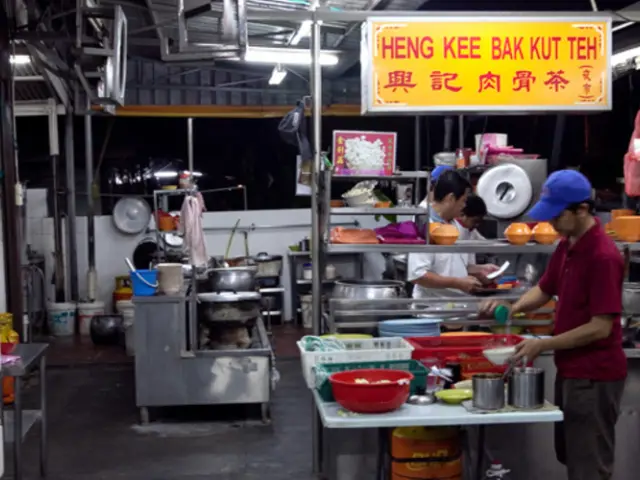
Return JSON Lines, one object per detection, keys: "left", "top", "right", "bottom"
{"left": 332, "top": 130, "right": 397, "bottom": 176}
{"left": 362, "top": 17, "right": 611, "bottom": 113}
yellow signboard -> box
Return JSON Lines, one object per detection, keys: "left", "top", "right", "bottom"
{"left": 360, "top": 16, "right": 612, "bottom": 113}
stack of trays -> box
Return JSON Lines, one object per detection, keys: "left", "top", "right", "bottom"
{"left": 378, "top": 318, "right": 441, "bottom": 338}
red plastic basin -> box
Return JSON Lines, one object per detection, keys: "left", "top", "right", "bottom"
{"left": 329, "top": 369, "right": 413, "bottom": 414}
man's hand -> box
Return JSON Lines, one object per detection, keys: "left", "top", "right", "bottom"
{"left": 455, "top": 276, "right": 483, "bottom": 293}
{"left": 478, "top": 299, "right": 512, "bottom": 317}
{"left": 512, "top": 339, "right": 546, "bottom": 363}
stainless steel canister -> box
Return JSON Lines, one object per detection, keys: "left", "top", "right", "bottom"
{"left": 472, "top": 373, "right": 505, "bottom": 410}
{"left": 507, "top": 367, "right": 545, "bottom": 409}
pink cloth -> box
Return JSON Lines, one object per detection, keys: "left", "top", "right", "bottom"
{"left": 180, "top": 195, "right": 208, "bottom": 267}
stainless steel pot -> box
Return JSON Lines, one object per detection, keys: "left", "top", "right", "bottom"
{"left": 208, "top": 266, "right": 258, "bottom": 292}
{"left": 472, "top": 373, "right": 505, "bottom": 410}
{"left": 332, "top": 280, "right": 406, "bottom": 324}
{"left": 254, "top": 252, "right": 283, "bottom": 278}
{"left": 623, "top": 282, "right": 640, "bottom": 316}
{"left": 197, "top": 291, "right": 261, "bottom": 323}
{"left": 507, "top": 367, "right": 545, "bottom": 409}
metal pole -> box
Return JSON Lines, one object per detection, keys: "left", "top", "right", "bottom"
{"left": 414, "top": 116, "right": 422, "bottom": 201}
{"left": 187, "top": 117, "right": 194, "bottom": 180}
{"left": 65, "top": 109, "right": 79, "bottom": 302}
{"left": 310, "top": 11, "right": 324, "bottom": 477}
{"left": 458, "top": 114, "right": 464, "bottom": 149}
{"left": 85, "top": 99, "right": 96, "bottom": 301}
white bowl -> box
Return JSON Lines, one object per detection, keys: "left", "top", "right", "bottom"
{"left": 483, "top": 346, "right": 516, "bottom": 366}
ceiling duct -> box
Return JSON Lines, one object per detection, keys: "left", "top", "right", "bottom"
{"left": 147, "top": 0, "right": 247, "bottom": 62}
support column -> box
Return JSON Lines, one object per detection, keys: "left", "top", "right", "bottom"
{"left": 0, "top": 2, "right": 25, "bottom": 332}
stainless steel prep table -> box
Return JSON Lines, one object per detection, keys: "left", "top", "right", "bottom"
{"left": 133, "top": 292, "right": 274, "bottom": 424}
{"left": 3, "top": 343, "right": 48, "bottom": 480}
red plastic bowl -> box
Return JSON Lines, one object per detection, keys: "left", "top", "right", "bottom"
{"left": 329, "top": 369, "right": 413, "bottom": 414}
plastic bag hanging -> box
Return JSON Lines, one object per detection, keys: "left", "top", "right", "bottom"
{"left": 624, "top": 109, "right": 640, "bottom": 197}
{"left": 278, "top": 100, "right": 312, "bottom": 161}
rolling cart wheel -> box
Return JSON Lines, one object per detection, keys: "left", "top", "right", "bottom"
{"left": 261, "top": 403, "right": 272, "bottom": 425}
{"left": 140, "top": 407, "right": 151, "bottom": 425}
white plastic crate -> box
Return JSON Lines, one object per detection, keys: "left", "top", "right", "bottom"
{"left": 298, "top": 337, "right": 414, "bottom": 388}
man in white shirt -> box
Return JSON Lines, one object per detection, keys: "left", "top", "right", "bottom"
{"left": 408, "top": 170, "right": 495, "bottom": 299}
{"left": 455, "top": 194, "right": 488, "bottom": 267}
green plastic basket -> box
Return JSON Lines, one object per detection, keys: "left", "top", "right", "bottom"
{"left": 315, "top": 359, "right": 428, "bottom": 402}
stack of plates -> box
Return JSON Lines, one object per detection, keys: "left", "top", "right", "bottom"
{"left": 378, "top": 318, "right": 442, "bottom": 338}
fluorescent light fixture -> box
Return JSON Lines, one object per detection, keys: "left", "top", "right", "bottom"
{"left": 244, "top": 47, "right": 339, "bottom": 66}
{"left": 269, "top": 65, "right": 287, "bottom": 85}
{"left": 613, "top": 46, "right": 640, "bottom": 67}
{"left": 154, "top": 170, "right": 203, "bottom": 179}
{"left": 154, "top": 171, "right": 178, "bottom": 179}
{"left": 290, "top": 20, "right": 312, "bottom": 46}
{"left": 10, "top": 55, "right": 30, "bottom": 65}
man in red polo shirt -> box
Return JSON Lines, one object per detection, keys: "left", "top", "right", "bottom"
{"left": 481, "top": 170, "right": 626, "bottom": 480}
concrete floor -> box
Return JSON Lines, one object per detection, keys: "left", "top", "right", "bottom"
{"left": 15, "top": 359, "right": 315, "bottom": 480}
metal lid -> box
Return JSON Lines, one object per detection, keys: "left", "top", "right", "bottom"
{"left": 198, "top": 291, "right": 261, "bottom": 303}
{"left": 113, "top": 196, "right": 152, "bottom": 235}
{"left": 255, "top": 252, "right": 283, "bottom": 262}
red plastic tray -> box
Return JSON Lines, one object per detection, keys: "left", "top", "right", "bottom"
{"left": 407, "top": 335, "right": 524, "bottom": 361}
{"left": 407, "top": 335, "right": 526, "bottom": 376}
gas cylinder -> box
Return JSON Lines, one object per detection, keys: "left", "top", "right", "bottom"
{"left": 113, "top": 275, "right": 133, "bottom": 307}
{"left": 391, "top": 426, "right": 462, "bottom": 480}
{"left": 0, "top": 313, "right": 19, "bottom": 405}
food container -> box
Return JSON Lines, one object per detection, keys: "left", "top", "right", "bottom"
{"left": 613, "top": 216, "right": 640, "bottom": 242}
{"left": 431, "top": 224, "right": 459, "bottom": 245}
{"left": 472, "top": 373, "right": 505, "bottom": 410}
{"left": 504, "top": 223, "right": 533, "bottom": 245}
{"left": 329, "top": 369, "right": 413, "bottom": 413}
{"left": 325, "top": 264, "right": 336, "bottom": 280}
{"left": 254, "top": 252, "right": 283, "bottom": 278}
{"left": 302, "top": 263, "right": 313, "bottom": 280}
{"left": 532, "top": 222, "right": 559, "bottom": 245}
{"left": 507, "top": 367, "right": 545, "bottom": 409}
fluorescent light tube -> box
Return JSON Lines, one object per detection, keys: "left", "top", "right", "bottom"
{"left": 269, "top": 66, "right": 287, "bottom": 85}
{"left": 10, "top": 55, "right": 30, "bottom": 65}
{"left": 244, "top": 47, "right": 338, "bottom": 66}
{"left": 613, "top": 46, "right": 640, "bottom": 67}
{"left": 290, "top": 20, "right": 312, "bottom": 46}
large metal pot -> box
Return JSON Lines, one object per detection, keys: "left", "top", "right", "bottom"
{"left": 254, "top": 252, "right": 283, "bottom": 278}
{"left": 332, "top": 280, "right": 406, "bottom": 324}
{"left": 207, "top": 266, "right": 258, "bottom": 292}
{"left": 623, "top": 282, "right": 640, "bottom": 316}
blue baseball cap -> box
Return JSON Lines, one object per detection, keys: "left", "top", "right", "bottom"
{"left": 431, "top": 165, "right": 453, "bottom": 183}
{"left": 528, "top": 170, "right": 592, "bottom": 221}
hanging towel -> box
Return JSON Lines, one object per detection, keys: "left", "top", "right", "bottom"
{"left": 180, "top": 194, "right": 208, "bottom": 268}
{"left": 624, "top": 109, "right": 640, "bottom": 197}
